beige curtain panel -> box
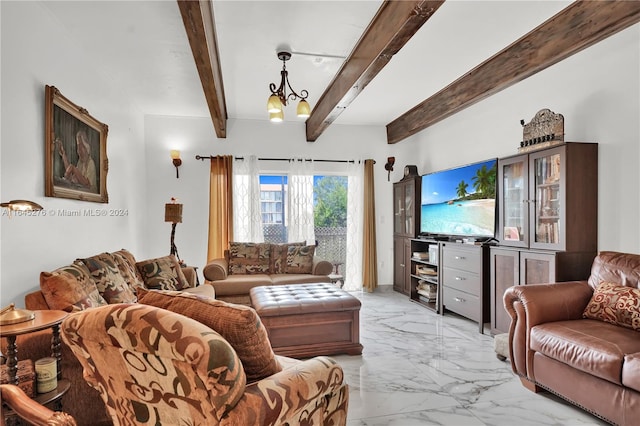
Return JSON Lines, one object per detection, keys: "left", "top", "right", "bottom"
{"left": 362, "top": 159, "right": 378, "bottom": 292}
{"left": 207, "top": 155, "right": 234, "bottom": 261}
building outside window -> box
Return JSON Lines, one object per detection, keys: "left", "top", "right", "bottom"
{"left": 259, "top": 174, "right": 347, "bottom": 274}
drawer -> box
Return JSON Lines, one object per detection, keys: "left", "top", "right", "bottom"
{"left": 442, "top": 246, "right": 480, "bottom": 272}
{"left": 442, "top": 286, "right": 480, "bottom": 322}
{"left": 442, "top": 267, "right": 481, "bottom": 296}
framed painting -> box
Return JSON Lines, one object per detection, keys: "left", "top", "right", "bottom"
{"left": 45, "top": 85, "right": 109, "bottom": 203}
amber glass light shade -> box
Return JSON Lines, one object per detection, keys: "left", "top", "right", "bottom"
{"left": 267, "top": 95, "right": 283, "bottom": 113}
{"left": 0, "top": 200, "right": 43, "bottom": 211}
{"left": 296, "top": 99, "right": 311, "bottom": 118}
{"left": 269, "top": 110, "right": 284, "bottom": 122}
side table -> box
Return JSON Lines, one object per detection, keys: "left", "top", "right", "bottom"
{"left": 328, "top": 274, "right": 344, "bottom": 289}
{"left": 0, "top": 310, "right": 70, "bottom": 411}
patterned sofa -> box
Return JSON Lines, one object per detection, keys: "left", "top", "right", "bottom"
{"left": 61, "top": 295, "right": 349, "bottom": 425}
{"left": 7, "top": 249, "right": 214, "bottom": 425}
{"left": 204, "top": 242, "right": 333, "bottom": 305}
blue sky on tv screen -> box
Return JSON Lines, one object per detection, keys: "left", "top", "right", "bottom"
{"left": 421, "top": 159, "right": 496, "bottom": 205}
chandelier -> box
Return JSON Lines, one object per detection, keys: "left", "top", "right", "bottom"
{"left": 266, "top": 50, "right": 311, "bottom": 122}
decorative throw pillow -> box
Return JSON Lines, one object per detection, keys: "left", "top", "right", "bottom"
{"left": 136, "top": 288, "right": 282, "bottom": 382}
{"left": 78, "top": 253, "right": 137, "bottom": 304}
{"left": 583, "top": 281, "right": 640, "bottom": 331}
{"left": 269, "top": 242, "right": 304, "bottom": 274}
{"left": 286, "top": 244, "right": 315, "bottom": 274}
{"left": 40, "top": 262, "right": 108, "bottom": 312}
{"left": 111, "top": 249, "right": 145, "bottom": 292}
{"left": 135, "top": 255, "right": 188, "bottom": 291}
{"left": 228, "top": 242, "right": 271, "bottom": 275}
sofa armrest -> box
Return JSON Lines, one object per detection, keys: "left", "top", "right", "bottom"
{"left": 25, "top": 290, "right": 50, "bottom": 310}
{"left": 222, "top": 356, "right": 347, "bottom": 425}
{"left": 503, "top": 280, "right": 593, "bottom": 381}
{"left": 181, "top": 266, "right": 197, "bottom": 287}
{"left": 203, "top": 258, "right": 228, "bottom": 281}
{"left": 312, "top": 258, "right": 333, "bottom": 275}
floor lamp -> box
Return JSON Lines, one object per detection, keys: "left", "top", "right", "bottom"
{"left": 164, "top": 200, "right": 183, "bottom": 262}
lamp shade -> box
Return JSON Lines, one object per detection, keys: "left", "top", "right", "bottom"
{"left": 296, "top": 99, "right": 311, "bottom": 118}
{"left": 0, "top": 200, "right": 43, "bottom": 211}
{"left": 170, "top": 150, "right": 180, "bottom": 160}
{"left": 269, "top": 110, "right": 284, "bottom": 122}
{"left": 267, "top": 95, "right": 283, "bottom": 113}
{"left": 164, "top": 203, "right": 183, "bottom": 223}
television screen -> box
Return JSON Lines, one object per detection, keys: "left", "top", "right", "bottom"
{"left": 420, "top": 158, "right": 497, "bottom": 238}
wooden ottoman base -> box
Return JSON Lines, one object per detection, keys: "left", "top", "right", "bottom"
{"left": 250, "top": 283, "right": 363, "bottom": 359}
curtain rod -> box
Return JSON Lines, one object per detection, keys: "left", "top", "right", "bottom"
{"left": 195, "top": 155, "right": 371, "bottom": 164}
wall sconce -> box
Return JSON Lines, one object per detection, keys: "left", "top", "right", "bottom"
{"left": 170, "top": 150, "right": 182, "bottom": 178}
{"left": 384, "top": 157, "right": 395, "bottom": 181}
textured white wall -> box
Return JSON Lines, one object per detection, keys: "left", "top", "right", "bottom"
{"left": 0, "top": 2, "right": 147, "bottom": 305}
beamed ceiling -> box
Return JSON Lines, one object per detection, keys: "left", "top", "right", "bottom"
{"left": 39, "top": 1, "right": 640, "bottom": 144}
{"left": 180, "top": 0, "right": 640, "bottom": 144}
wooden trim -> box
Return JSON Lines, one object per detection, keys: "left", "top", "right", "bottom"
{"left": 386, "top": 1, "right": 640, "bottom": 144}
{"left": 177, "top": 0, "right": 227, "bottom": 138}
{"left": 305, "top": 0, "right": 444, "bottom": 142}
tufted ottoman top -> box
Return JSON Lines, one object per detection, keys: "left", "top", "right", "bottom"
{"left": 250, "top": 283, "right": 361, "bottom": 317}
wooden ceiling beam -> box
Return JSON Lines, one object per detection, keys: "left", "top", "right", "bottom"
{"left": 386, "top": 1, "right": 640, "bottom": 144}
{"left": 177, "top": 0, "right": 227, "bottom": 138}
{"left": 305, "top": 0, "right": 444, "bottom": 142}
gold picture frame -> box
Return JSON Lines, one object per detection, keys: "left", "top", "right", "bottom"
{"left": 45, "top": 85, "right": 109, "bottom": 203}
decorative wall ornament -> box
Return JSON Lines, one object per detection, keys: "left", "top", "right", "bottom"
{"left": 518, "top": 108, "right": 564, "bottom": 153}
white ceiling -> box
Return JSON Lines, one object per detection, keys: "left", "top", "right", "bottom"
{"left": 40, "top": 0, "right": 572, "bottom": 128}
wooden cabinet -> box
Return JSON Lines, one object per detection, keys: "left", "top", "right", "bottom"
{"left": 392, "top": 176, "right": 420, "bottom": 295}
{"left": 497, "top": 142, "right": 598, "bottom": 251}
{"left": 491, "top": 142, "right": 598, "bottom": 335}
{"left": 409, "top": 239, "right": 440, "bottom": 312}
{"left": 440, "top": 242, "right": 488, "bottom": 333}
{"left": 393, "top": 237, "right": 412, "bottom": 295}
{"left": 490, "top": 246, "right": 596, "bottom": 335}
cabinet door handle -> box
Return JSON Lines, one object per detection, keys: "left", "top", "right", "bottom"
{"left": 400, "top": 263, "right": 405, "bottom": 267}
{"left": 455, "top": 276, "right": 465, "bottom": 281}
{"left": 454, "top": 297, "right": 466, "bottom": 303}
{"left": 454, "top": 256, "right": 465, "bottom": 260}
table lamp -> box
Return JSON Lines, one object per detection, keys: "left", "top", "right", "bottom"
{"left": 164, "top": 199, "right": 183, "bottom": 262}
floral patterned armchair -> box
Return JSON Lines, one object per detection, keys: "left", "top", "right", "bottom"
{"left": 60, "top": 303, "right": 348, "bottom": 425}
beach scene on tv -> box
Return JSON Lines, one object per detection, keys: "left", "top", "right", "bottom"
{"left": 421, "top": 159, "right": 497, "bottom": 237}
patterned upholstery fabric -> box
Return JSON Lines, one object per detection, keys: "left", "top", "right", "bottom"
{"left": 62, "top": 304, "right": 349, "bottom": 426}
{"left": 286, "top": 245, "right": 316, "bottom": 274}
{"left": 137, "top": 288, "right": 282, "bottom": 381}
{"left": 78, "top": 253, "right": 137, "bottom": 304}
{"left": 135, "top": 255, "right": 189, "bottom": 290}
{"left": 111, "top": 249, "right": 145, "bottom": 291}
{"left": 228, "top": 242, "right": 271, "bottom": 275}
{"left": 61, "top": 304, "right": 246, "bottom": 424}
{"left": 40, "top": 262, "right": 107, "bottom": 312}
{"left": 584, "top": 281, "right": 640, "bottom": 331}
{"left": 269, "top": 242, "right": 304, "bottom": 274}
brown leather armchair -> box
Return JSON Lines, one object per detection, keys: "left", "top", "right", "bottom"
{"left": 1, "top": 384, "right": 76, "bottom": 426}
{"left": 504, "top": 251, "right": 640, "bottom": 426}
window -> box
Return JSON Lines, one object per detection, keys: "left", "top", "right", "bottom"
{"left": 259, "top": 174, "right": 347, "bottom": 274}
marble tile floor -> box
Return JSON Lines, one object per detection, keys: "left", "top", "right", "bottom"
{"left": 332, "top": 286, "right": 608, "bottom": 426}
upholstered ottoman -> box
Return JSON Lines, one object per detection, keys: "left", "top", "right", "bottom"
{"left": 250, "top": 283, "right": 363, "bottom": 359}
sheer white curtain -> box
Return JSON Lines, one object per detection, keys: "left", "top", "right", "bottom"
{"left": 232, "top": 155, "right": 264, "bottom": 242}
{"left": 344, "top": 160, "right": 363, "bottom": 291}
{"left": 287, "top": 158, "right": 315, "bottom": 244}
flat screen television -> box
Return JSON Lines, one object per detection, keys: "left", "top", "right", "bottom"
{"left": 420, "top": 158, "right": 498, "bottom": 239}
